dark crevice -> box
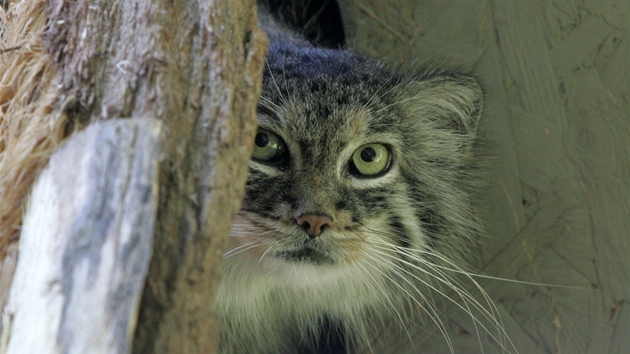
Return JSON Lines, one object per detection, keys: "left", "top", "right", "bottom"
{"left": 297, "top": 316, "right": 347, "bottom": 354}
{"left": 262, "top": 0, "right": 345, "bottom": 48}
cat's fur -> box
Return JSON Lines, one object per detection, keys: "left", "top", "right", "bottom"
{"left": 214, "top": 3, "right": 485, "bottom": 353}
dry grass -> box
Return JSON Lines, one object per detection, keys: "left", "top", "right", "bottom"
{"left": 0, "top": 0, "right": 68, "bottom": 259}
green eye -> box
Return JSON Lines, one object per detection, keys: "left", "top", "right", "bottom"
{"left": 252, "top": 128, "right": 287, "bottom": 164}
{"left": 350, "top": 144, "right": 391, "bottom": 177}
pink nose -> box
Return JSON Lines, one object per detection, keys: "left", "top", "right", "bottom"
{"left": 296, "top": 214, "right": 333, "bottom": 238}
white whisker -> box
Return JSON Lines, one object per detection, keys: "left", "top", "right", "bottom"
{"left": 224, "top": 241, "right": 263, "bottom": 258}
{"left": 265, "top": 59, "right": 287, "bottom": 103}
{"left": 353, "top": 261, "right": 415, "bottom": 348}
{"left": 258, "top": 240, "right": 276, "bottom": 263}
{"left": 361, "top": 252, "right": 455, "bottom": 354}
{"left": 365, "top": 238, "right": 517, "bottom": 353}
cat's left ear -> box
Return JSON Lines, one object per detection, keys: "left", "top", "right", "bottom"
{"left": 394, "top": 74, "right": 483, "bottom": 135}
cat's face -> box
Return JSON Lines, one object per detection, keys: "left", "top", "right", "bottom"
{"left": 225, "top": 44, "right": 482, "bottom": 287}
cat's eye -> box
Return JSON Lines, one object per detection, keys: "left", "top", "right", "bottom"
{"left": 350, "top": 144, "right": 391, "bottom": 177}
{"left": 252, "top": 128, "right": 287, "bottom": 165}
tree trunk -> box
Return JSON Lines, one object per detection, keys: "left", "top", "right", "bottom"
{"left": 1, "top": 0, "right": 266, "bottom": 352}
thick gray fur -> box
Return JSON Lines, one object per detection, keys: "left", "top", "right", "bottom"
{"left": 214, "top": 3, "right": 485, "bottom": 353}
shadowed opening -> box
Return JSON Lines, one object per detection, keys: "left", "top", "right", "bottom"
{"left": 262, "top": 0, "right": 346, "bottom": 48}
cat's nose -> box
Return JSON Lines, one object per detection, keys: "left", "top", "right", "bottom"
{"left": 296, "top": 214, "right": 333, "bottom": 238}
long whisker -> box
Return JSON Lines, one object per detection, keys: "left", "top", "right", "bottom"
{"left": 354, "top": 224, "right": 510, "bottom": 342}
{"left": 223, "top": 242, "right": 263, "bottom": 258}
{"left": 361, "top": 252, "right": 455, "bottom": 354}
{"left": 368, "top": 243, "right": 493, "bottom": 353}
{"left": 258, "top": 240, "right": 277, "bottom": 263}
{"left": 264, "top": 59, "right": 287, "bottom": 103}
{"left": 353, "top": 261, "right": 415, "bottom": 349}
{"left": 374, "top": 231, "right": 587, "bottom": 289}
{"left": 374, "top": 240, "right": 498, "bottom": 319}
{"left": 365, "top": 238, "right": 517, "bottom": 353}
{"left": 392, "top": 243, "right": 512, "bottom": 351}
{"left": 357, "top": 225, "right": 513, "bottom": 352}
{"left": 372, "top": 246, "right": 484, "bottom": 339}
{"left": 362, "top": 226, "right": 504, "bottom": 326}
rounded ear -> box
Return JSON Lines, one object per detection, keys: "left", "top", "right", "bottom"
{"left": 393, "top": 74, "right": 483, "bottom": 136}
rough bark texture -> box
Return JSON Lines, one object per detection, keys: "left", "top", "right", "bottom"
{"left": 1, "top": 0, "right": 266, "bottom": 352}
{"left": 45, "top": 0, "right": 266, "bottom": 352}
{"left": 340, "top": 0, "right": 629, "bottom": 353}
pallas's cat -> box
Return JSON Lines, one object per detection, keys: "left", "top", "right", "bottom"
{"left": 214, "top": 3, "right": 492, "bottom": 353}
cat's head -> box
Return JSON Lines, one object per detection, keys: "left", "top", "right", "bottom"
{"left": 226, "top": 44, "right": 483, "bottom": 287}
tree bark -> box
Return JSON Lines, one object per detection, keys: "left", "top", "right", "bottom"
{"left": 1, "top": 0, "right": 266, "bottom": 352}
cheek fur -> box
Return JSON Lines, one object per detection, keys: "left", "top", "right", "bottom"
{"left": 226, "top": 212, "right": 276, "bottom": 260}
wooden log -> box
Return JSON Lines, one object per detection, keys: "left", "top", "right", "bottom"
{"left": 1, "top": 118, "right": 161, "bottom": 354}
{"left": 1, "top": 0, "right": 265, "bottom": 352}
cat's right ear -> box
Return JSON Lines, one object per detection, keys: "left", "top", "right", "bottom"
{"left": 393, "top": 74, "right": 483, "bottom": 136}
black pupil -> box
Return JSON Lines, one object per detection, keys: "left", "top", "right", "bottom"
{"left": 360, "top": 147, "right": 376, "bottom": 162}
{"left": 255, "top": 132, "right": 269, "bottom": 147}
